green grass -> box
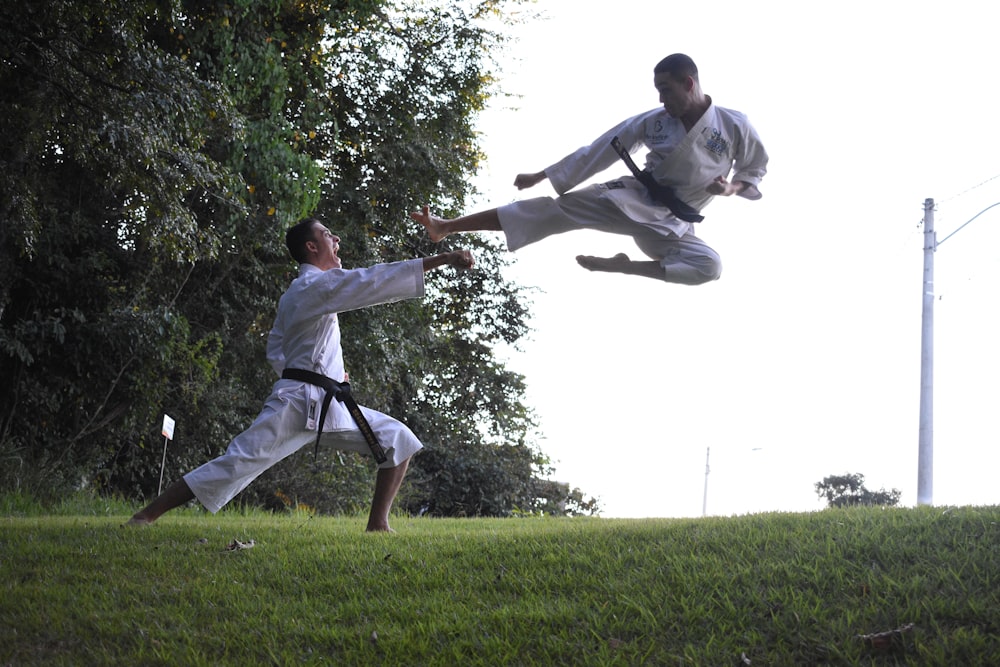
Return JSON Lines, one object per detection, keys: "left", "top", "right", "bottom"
{"left": 2, "top": 498, "right": 998, "bottom": 665}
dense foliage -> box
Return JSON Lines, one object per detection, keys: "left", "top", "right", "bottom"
{"left": 815, "top": 473, "right": 902, "bottom": 508}
{"left": 0, "top": 0, "right": 599, "bottom": 516}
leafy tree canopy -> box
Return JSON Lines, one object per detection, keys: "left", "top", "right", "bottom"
{"left": 0, "top": 0, "right": 598, "bottom": 516}
{"left": 815, "top": 473, "right": 902, "bottom": 509}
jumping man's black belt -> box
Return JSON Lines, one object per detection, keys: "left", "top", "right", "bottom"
{"left": 281, "top": 368, "right": 388, "bottom": 464}
{"left": 610, "top": 136, "right": 704, "bottom": 223}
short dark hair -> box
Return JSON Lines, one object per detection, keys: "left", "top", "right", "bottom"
{"left": 285, "top": 218, "right": 321, "bottom": 263}
{"left": 654, "top": 54, "right": 699, "bottom": 83}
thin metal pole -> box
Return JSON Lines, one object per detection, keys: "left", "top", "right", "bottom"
{"left": 917, "top": 198, "right": 935, "bottom": 506}
{"left": 702, "top": 447, "right": 710, "bottom": 517}
{"left": 158, "top": 436, "right": 169, "bottom": 496}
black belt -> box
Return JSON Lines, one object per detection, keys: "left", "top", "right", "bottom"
{"left": 610, "top": 136, "right": 704, "bottom": 223}
{"left": 281, "top": 368, "right": 387, "bottom": 464}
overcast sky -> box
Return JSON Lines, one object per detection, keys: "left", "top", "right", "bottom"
{"left": 464, "top": 0, "right": 1000, "bottom": 517}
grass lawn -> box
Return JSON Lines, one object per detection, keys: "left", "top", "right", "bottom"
{"left": 2, "top": 499, "right": 998, "bottom": 665}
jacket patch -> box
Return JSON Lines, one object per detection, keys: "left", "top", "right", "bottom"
{"left": 704, "top": 128, "right": 730, "bottom": 156}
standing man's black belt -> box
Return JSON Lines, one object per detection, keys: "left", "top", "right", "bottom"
{"left": 610, "top": 136, "right": 704, "bottom": 223}
{"left": 281, "top": 368, "right": 388, "bottom": 464}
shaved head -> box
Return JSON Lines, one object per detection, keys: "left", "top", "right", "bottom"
{"left": 654, "top": 54, "right": 699, "bottom": 83}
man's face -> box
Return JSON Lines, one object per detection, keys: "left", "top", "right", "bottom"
{"left": 654, "top": 72, "right": 690, "bottom": 118}
{"left": 310, "top": 222, "right": 341, "bottom": 270}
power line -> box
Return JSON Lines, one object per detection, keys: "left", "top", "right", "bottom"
{"left": 938, "top": 172, "right": 1000, "bottom": 206}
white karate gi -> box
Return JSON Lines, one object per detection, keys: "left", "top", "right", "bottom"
{"left": 184, "top": 259, "right": 426, "bottom": 514}
{"left": 498, "top": 101, "right": 768, "bottom": 284}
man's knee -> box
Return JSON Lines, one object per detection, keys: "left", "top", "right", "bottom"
{"left": 668, "top": 269, "right": 720, "bottom": 285}
{"left": 690, "top": 258, "right": 723, "bottom": 284}
{"left": 662, "top": 255, "right": 722, "bottom": 285}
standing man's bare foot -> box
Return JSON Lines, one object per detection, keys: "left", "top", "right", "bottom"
{"left": 123, "top": 516, "right": 153, "bottom": 527}
{"left": 576, "top": 253, "right": 632, "bottom": 272}
{"left": 121, "top": 479, "right": 196, "bottom": 528}
{"left": 365, "top": 524, "right": 397, "bottom": 533}
{"left": 409, "top": 205, "right": 449, "bottom": 242}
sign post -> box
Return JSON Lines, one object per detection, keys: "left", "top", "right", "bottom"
{"left": 158, "top": 414, "right": 175, "bottom": 495}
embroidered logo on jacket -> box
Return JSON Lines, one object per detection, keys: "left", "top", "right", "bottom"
{"left": 703, "top": 128, "right": 730, "bottom": 156}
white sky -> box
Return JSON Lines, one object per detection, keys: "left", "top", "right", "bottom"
{"left": 468, "top": 0, "right": 1000, "bottom": 517}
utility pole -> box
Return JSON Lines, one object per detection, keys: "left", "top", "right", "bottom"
{"left": 917, "top": 197, "right": 1000, "bottom": 507}
{"left": 917, "top": 199, "right": 935, "bottom": 506}
{"left": 702, "top": 447, "right": 710, "bottom": 517}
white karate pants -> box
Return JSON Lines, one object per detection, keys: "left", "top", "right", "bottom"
{"left": 184, "top": 383, "right": 422, "bottom": 514}
{"left": 497, "top": 189, "right": 722, "bottom": 285}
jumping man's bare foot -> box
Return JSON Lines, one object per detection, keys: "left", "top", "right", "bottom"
{"left": 409, "top": 205, "right": 449, "bottom": 242}
{"left": 576, "top": 253, "right": 632, "bottom": 272}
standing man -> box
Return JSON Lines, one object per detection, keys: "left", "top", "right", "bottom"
{"left": 411, "top": 53, "right": 768, "bottom": 285}
{"left": 128, "top": 218, "right": 474, "bottom": 532}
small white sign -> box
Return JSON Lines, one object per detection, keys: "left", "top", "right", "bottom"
{"left": 161, "top": 414, "right": 176, "bottom": 440}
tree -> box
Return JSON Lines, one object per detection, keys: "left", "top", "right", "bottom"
{"left": 1, "top": 0, "right": 592, "bottom": 516}
{"left": 815, "top": 473, "right": 902, "bottom": 508}
{"left": 0, "top": 0, "right": 245, "bottom": 495}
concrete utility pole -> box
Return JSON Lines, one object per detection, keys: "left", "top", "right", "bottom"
{"left": 917, "top": 199, "right": 935, "bottom": 506}
{"left": 918, "top": 197, "right": 1000, "bottom": 506}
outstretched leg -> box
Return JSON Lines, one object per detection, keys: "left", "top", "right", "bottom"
{"left": 576, "top": 253, "right": 667, "bottom": 280}
{"left": 125, "top": 479, "right": 196, "bottom": 526}
{"left": 366, "top": 459, "right": 411, "bottom": 532}
{"left": 410, "top": 205, "right": 501, "bottom": 242}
